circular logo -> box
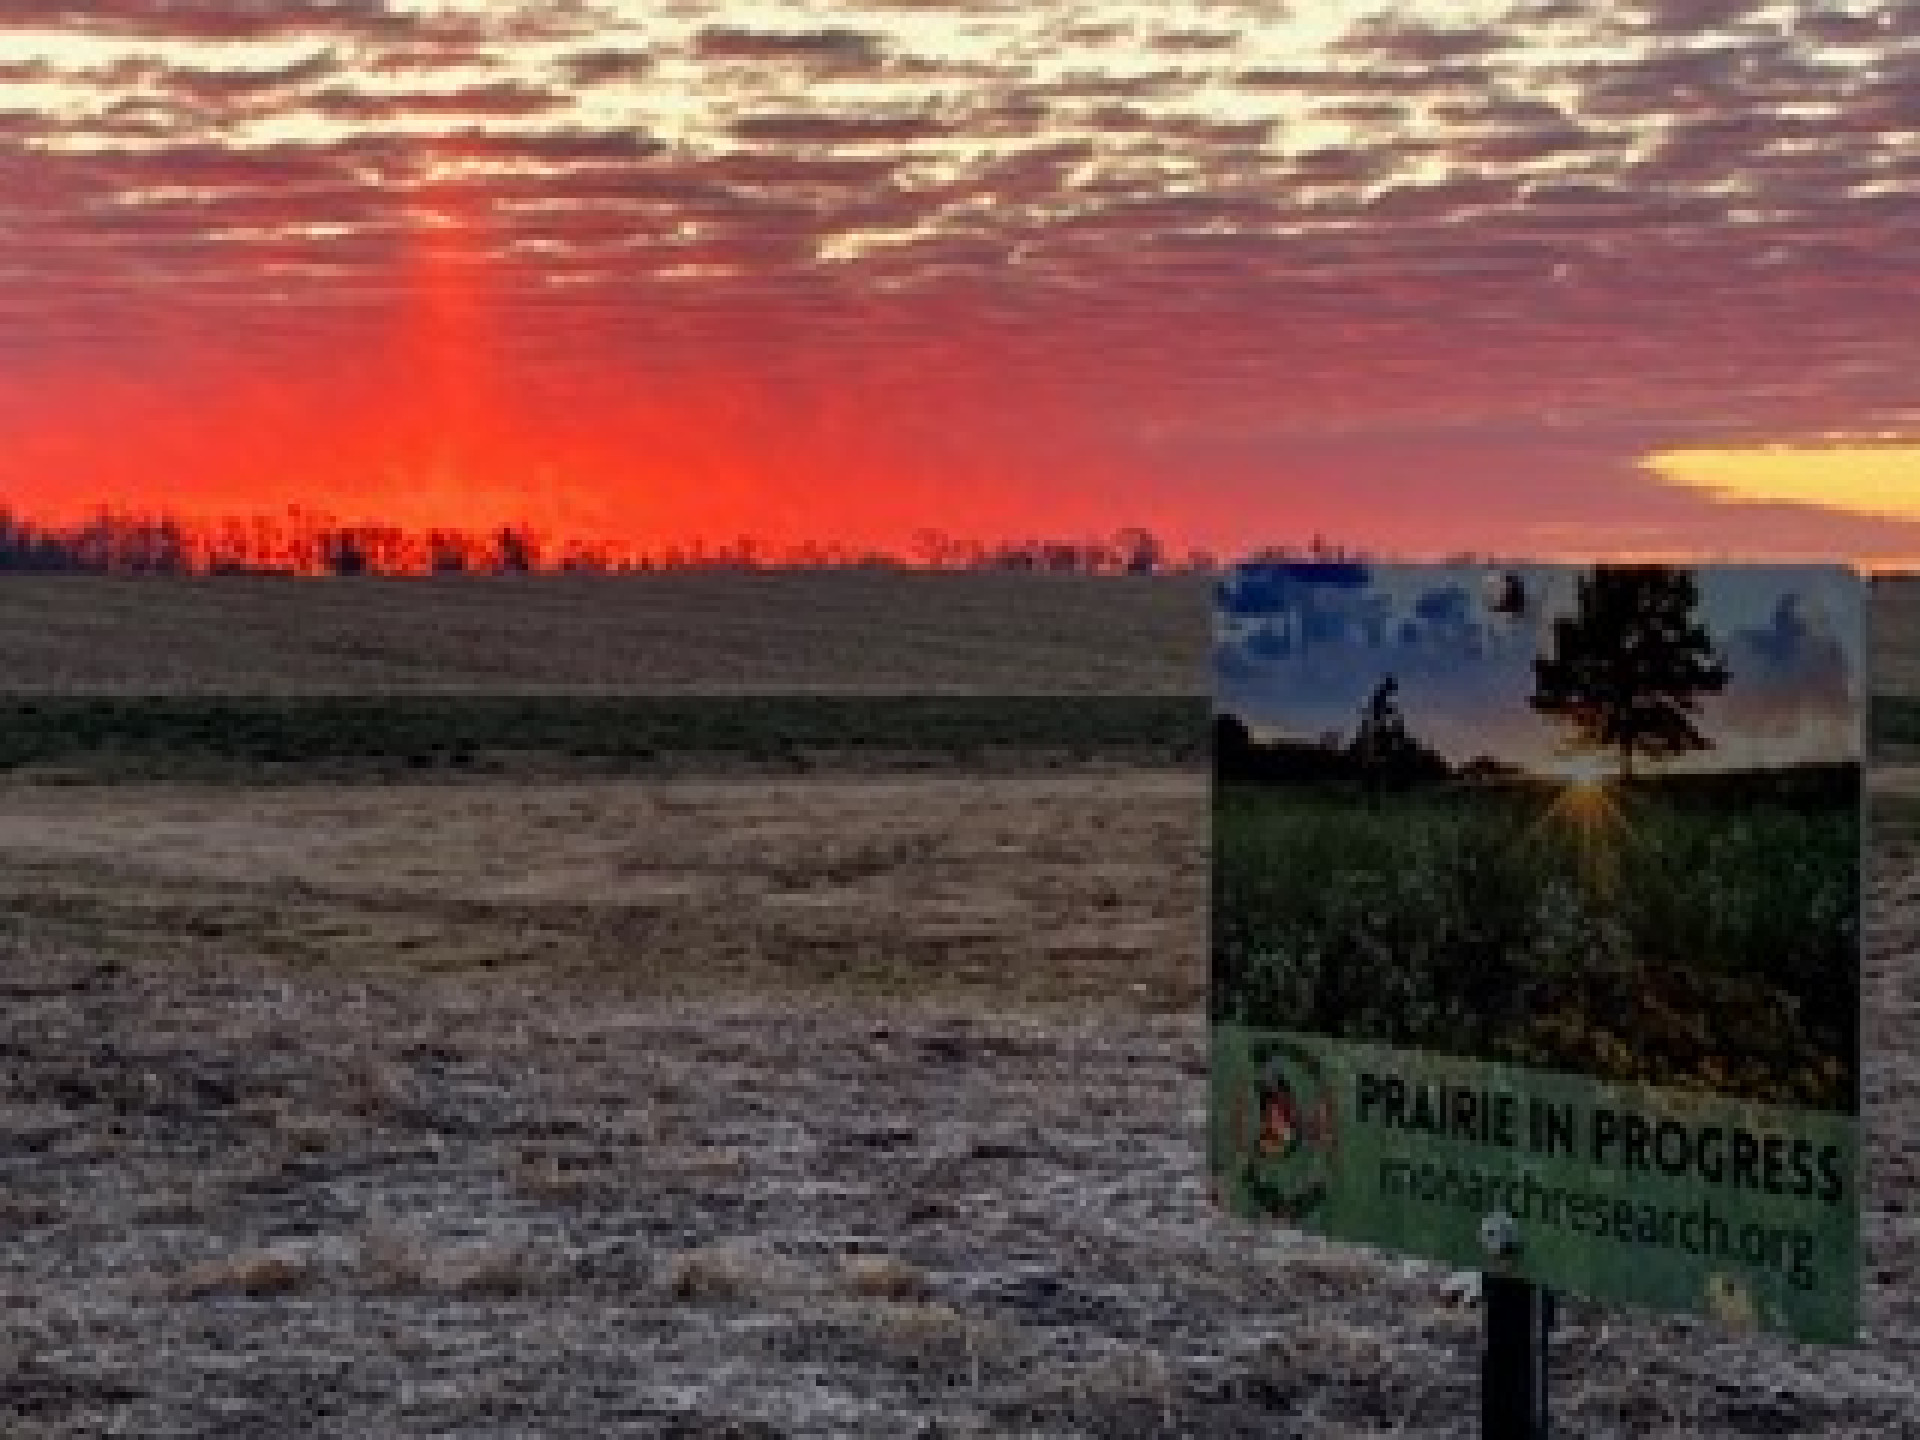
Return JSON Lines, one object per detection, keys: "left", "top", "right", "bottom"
{"left": 1227, "top": 1036, "right": 1337, "bottom": 1222}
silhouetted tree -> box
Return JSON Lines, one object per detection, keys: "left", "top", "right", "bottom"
{"left": 427, "top": 529, "right": 470, "bottom": 574}
{"left": 0, "top": 503, "right": 1251, "bottom": 577}
{"left": 1347, "top": 673, "right": 1449, "bottom": 797}
{"left": 322, "top": 529, "right": 369, "bottom": 576}
{"left": 1214, "top": 712, "right": 1256, "bottom": 777}
{"left": 911, "top": 527, "right": 964, "bottom": 569}
{"left": 1113, "top": 526, "right": 1165, "bottom": 575}
{"left": 1529, "top": 565, "right": 1729, "bottom": 778}
{"left": 494, "top": 524, "right": 539, "bottom": 573}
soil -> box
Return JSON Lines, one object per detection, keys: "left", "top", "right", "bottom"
{"left": 0, "top": 764, "right": 1914, "bottom": 1437}
{"left": 0, "top": 572, "right": 1212, "bottom": 696}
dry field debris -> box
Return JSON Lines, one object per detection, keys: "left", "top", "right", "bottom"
{"left": 0, "top": 572, "right": 1212, "bottom": 696}
{"left": 1874, "top": 574, "right": 1920, "bottom": 699}
{"left": 0, "top": 764, "right": 1913, "bottom": 1436}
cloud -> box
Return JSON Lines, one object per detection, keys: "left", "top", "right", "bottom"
{"left": 2, "top": 0, "right": 1918, "bottom": 561}
{"left": 309, "top": 81, "right": 564, "bottom": 122}
{"left": 1329, "top": 18, "right": 1515, "bottom": 65}
{"left": 694, "top": 26, "right": 887, "bottom": 69}
{"left": 560, "top": 48, "right": 653, "bottom": 85}
{"left": 0, "top": 0, "right": 604, "bottom": 48}
{"left": 0, "top": 0, "right": 481, "bottom": 43}
{"left": 157, "top": 49, "right": 342, "bottom": 105}
{"left": 1709, "top": 584, "right": 1860, "bottom": 750}
{"left": 1234, "top": 63, "right": 1489, "bottom": 95}
{"left": 1793, "top": 7, "right": 1905, "bottom": 46}
{"left": 1214, "top": 566, "right": 1545, "bottom": 761}
{"left": 1219, "top": 563, "right": 1370, "bottom": 617}
{"left": 729, "top": 109, "right": 954, "bottom": 144}
{"left": 1150, "top": 29, "right": 1239, "bottom": 52}
{"left": 360, "top": 44, "right": 507, "bottom": 74}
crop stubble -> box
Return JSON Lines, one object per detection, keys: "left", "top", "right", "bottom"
{"left": 0, "top": 764, "right": 1914, "bottom": 1436}
{"left": 0, "top": 571, "right": 1913, "bottom": 1436}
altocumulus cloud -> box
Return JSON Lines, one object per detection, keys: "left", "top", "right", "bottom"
{"left": 1, "top": 0, "right": 1917, "bottom": 560}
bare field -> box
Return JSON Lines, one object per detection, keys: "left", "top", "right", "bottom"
{"left": 1876, "top": 575, "right": 1920, "bottom": 696}
{"left": 0, "top": 572, "right": 1912, "bottom": 698}
{"left": 1, "top": 571, "right": 1914, "bottom": 1434}
{"left": 0, "top": 573, "right": 1212, "bottom": 695}
{"left": 0, "top": 771, "right": 1206, "bottom": 1012}
{"left": 1, "top": 768, "right": 1914, "bottom": 1437}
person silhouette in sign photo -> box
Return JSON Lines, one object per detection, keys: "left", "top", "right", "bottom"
{"left": 1357, "top": 673, "right": 1404, "bottom": 803}
{"left": 1366, "top": 674, "right": 1401, "bottom": 738}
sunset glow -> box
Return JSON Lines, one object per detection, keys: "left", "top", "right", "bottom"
{"left": 2, "top": 2, "right": 1917, "bottom": 564}
{"left": 1644, "top": 446, "right": 1920, "bottom": 525}
{"left": 1540, "top": 765, "right": 1630, "bottom": 890}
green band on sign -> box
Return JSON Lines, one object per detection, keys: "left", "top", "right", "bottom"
{"left": 1210, "top": 1027, "right": 1859, "bottom": 1343}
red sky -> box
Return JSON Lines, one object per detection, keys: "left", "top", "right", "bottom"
{"left": 1, "top": 1, "right": 1917, "bottom": 564}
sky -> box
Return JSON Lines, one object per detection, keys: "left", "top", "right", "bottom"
{"left": 1215, "top": 561, "right": 1866, "bottom": 771}
{"left": 1, "top": 0, "right": 1917, "bottom": 562}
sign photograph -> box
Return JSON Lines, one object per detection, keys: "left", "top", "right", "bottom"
{"left": 1210, "top": 562, "right": 1865, "bottom": 1344}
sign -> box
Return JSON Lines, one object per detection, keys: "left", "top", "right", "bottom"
{"left": 1209, "top": 562, "right": 1864, "bottom": 1343}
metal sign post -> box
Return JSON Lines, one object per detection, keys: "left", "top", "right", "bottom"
{"left": 1482, "top": 1275, "right": 1552, "bottom": 1440}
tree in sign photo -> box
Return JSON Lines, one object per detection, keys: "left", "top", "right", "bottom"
{"left": 1529, "top": 566, "right": 1730, "bottom": 781}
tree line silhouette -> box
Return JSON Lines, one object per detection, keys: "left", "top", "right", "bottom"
{"left": 0, "top": 508, "right": 1251, "bottom": 577}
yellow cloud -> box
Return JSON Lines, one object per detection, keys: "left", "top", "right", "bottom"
{"left": 1643, "top": 444, "right": 1920, "bottom": 522}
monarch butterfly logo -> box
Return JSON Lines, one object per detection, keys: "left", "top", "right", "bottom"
{"left": 1225, "top": 1037, "right": 1337, "bottom": 1222}
{"left": 1257, "top": 1062, "right": 1308, "bottom": 1159}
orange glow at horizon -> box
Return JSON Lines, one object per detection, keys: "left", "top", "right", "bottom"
{"left": 0, "top": 351, "right": 1164, "bottom": 562}
{"left": 13, "top": 419, "right": 1920, "bottom": 570}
